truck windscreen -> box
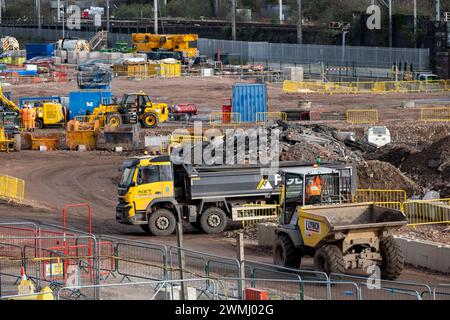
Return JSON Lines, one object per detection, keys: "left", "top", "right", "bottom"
{"left": 119, "top": 168, "right": 135, "bottom": 188}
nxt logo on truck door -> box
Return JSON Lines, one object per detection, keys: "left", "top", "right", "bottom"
{"left": 138, "top": 189, "right": 152, "bottom": 195}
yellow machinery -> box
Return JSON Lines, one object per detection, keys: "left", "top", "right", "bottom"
{"left": 132, "top": 33, "right": 199, "bottom": 59}
{"left": 89, "top": 92, "right": 169, "bottom": 128}
{"left": 33, "top": 103, "right": 67, "bottom": 129}
{"left": 0, "top": 85, "right": 66, "bottom": 129}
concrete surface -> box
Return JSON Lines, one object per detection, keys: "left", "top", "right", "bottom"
{"left": 395, "top": 236, "right": 450, "bottom": 274}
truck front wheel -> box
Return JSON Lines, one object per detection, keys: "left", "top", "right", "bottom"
{"left": 313, "top": 244, "right": 345, "bottom": 274}
{"left": 199, "top": 207, "right": 227, "bottom": 234}
{"left": 13, "top": 134, "right": 21, "bottom": 152}
{"left": 148, "top": 209, "right": 176, "bottom": 236}
{"left": 379, "top": 236, "right": 404, "bottom": 280}
{"left": 273, "top": 234, "right": 301, "bottom": 268}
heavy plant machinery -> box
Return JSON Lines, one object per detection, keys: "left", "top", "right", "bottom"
{"left": 18, "top": 96, "right": 68, "bottom": 129}
{"left": 88, "top": 92, "right": 169, "bottom": 128}
{"left": 273, "top": 167, "right": 407, "bottom": 280}
{"left": 115, "top": 158, "right": 351, "bottom": 236}
{"left": 132, "top": 33, "right": 199, "bottom": 63}
{"left": 0, "top": 85, "right": 21, "bottom": 151}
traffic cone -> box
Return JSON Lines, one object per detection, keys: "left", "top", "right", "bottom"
{"left": 20, "top": 266, "right": 27, "bottom": 281}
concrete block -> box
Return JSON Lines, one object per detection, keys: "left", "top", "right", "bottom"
{"left": 115, "top": 146, "right": 123, "bottom": 153}
{"left": 395, "top": 236, "right": 450, "bottom": 274}
{"left": 78, "top": 145, "right": 87, "bottom": 152}
{"left": 67, "top": 51, "right": 77, "bottom": 59}
{"left": 257, "top": 223, "right": 278, "bottom": 247}
{"left": 67, "top": 58, "right": 78, "bottom": 65}
{"left": 78, "top": 51, "right": 88, "bottom": 60}
{"left": 53, "top": 57, "right": 62, "bottom": 65}
{"left": 39, "top": 146, "right": 47, "bottom": 152}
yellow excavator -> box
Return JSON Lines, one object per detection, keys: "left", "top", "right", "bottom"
{"left": 132, "top": 33, "right": 199, "bottom": 62}
{"left": 88, "top": 92, "right": 169, "bottom": 128}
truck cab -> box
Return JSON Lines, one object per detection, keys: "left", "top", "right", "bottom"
{"left": 116, "top": 156, "right": 177, "bottom": 235}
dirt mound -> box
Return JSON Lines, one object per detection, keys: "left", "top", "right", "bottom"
{"left": 365, "top": 144, "right": 417, "bottom": 167}
{"left": 357, "top": 160, "right": 422, "bottom": 197}
{"left": 400, "top": 136, "right": 450, "bottom": 197}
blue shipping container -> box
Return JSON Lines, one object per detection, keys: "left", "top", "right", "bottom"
{"left": 232, "top": 83, "right": 267, "bottom": 123}
{"left": 68, "top": 91, "right": 112, "bottom": 120}
{"left": 26, "top": 43, "right": 55, "bottom": 60}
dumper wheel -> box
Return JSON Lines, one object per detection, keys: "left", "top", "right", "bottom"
{"left": 13, "top": 134, "right": 21, "bottom": 152}
{"left": 142, "top": 113, "right": 159, "bottom": 128}
{"left": 379, "top": 236, "right": 404, "bottom": 280}
{"left": 148, "top": 209, "right": 176, "bottom": 236}
{"left": 107, "top": 114, "right": 122, "bottom": 128}
{"left": 199, "top": 207, "right": 227, "bottom": 234}
{"left": 314, "top": 244, "right": 345, "bottom": 275}
{"left": 273, "top": 234, "right": 301, "bottom": 269}
{"left": 35, "top": 119, "right": 44, "bottom": 129}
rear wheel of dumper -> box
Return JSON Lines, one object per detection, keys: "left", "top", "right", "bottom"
{"left": 379, "top": 236, "right": 404, "bottom": 280}
{"left": 313, "top": 244, "right": 345, "bottom": 274}
{"left": 273, "top": 234, "right": 301, "bottom": 269}
{"left": 142, "top": 113, "right": 159, "bottom": 128}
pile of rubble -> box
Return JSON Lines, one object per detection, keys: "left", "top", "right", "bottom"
{"left": 275, "top": 121, "right": 373, "bottom": 163}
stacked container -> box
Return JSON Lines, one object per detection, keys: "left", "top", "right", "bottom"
{"left": 232, "top": 83, "right": 267, "bottom": 123}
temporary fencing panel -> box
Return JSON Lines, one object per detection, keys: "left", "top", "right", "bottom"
{"left": 433, "top": 285, "right": 450, "bottom": 300}
{"left": 209, "top": 112, "right": 241, "bottom": 127}
{"left": 403, "top": 199, "right": 450, "bottom": 226}
{"left": 283, "top": 80, "right": 447, "bottom": 95}
{"left": 0, "top": 175, "right": 25, "bottom": 201}
{"left": 421, "top": 107, "right": 450, "bottom": 122}
{"left": 354, "top": 189, "right": 407, "bottom": 204}
{"left": 346, "top": 109, "right": 379, "bottom": 125}
{"left": 256, "top": 112, "right": 287, "bottom": 124}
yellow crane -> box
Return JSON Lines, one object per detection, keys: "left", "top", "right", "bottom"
{"left": 132, "top": 33, "right": 199, "bottom": 60}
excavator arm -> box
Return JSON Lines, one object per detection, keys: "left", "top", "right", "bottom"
{"left": 0, "top": 85, "right": 20, "bottom": 113}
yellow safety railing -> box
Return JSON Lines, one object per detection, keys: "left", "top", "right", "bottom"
{"left": 283, "top": 80, "right": 450, "bottom": 95}
{"left": 420, "top": 107, "right": 450, "bottom": 123}
{"left": 0, "top": 174, "right": 25, "bottom": 202}
{"left": 233, "top": 204, "right": 280, "bottom": 229}
{"left": 256, "top": 112, "right": 287, "bottom": 124}
{"left": 372, "top": 201, "right": 405, "bottom": 212}
{"left": 209, "top": 112, "right": 241, "bottom": 128}
{"left": 403, "top": 199, "right": 450, "bottom": 226}
{"left": 346, "top": 109, "right": 379, "bottom": 125}
{"left": 354, "top": 189, "right": 407, "bottom": 204}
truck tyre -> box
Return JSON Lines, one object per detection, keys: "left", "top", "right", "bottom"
{"left": 313, "top": 244, "right": 345, "bottom": 275}
{"left": 379, "top": 236, "right": 404, "bottom": 280}
{"left": 35, "top": 119, "right": 44, "bottom": 129}
{"left": 13, "top": 133, "right": 21, "bottom": 152}
{"left": 107, "top": 114, "right": 122, "bottom": 127}
{"left": 199, "top": 207, "right": 227, "bottom": 234}
{"left": 273, "top": 234, "right": 301, "bottom": 268}
{"left": 148, "top": 209, "right": 176, "bottom": 236}
{"left": 142, "top": 113, "right": 159, "bottom": 128}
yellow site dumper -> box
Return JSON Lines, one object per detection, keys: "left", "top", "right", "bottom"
{"left": 273, "top": 168, "right": 408, "bottom": 280}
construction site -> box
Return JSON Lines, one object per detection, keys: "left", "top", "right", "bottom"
{"left": 0, "top": 0, "right": 449, "bottom": 304}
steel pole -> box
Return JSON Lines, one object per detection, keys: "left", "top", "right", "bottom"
{"left": 231, "top": 0, "right": 236, "bottom": 40}
{"left": 36, "top": 0, "right": 41, "bottom": 29}
{"left": 279, "top": 0, "right": 283, "bottom": 24}
{"left": 389, "top": 0, "right": 392, "bottom": 47}
{"left": 297, "top": 0, "right": 302, "bottom": 44}
{"left": 106, "top": 0, "right": 110, "bottom": 33}
{"left": 342, "top": 31, "right": 348, "bottom": 62}
{"left": 435, "top": 0, "right": 441, "bottom": 22}
{"left": 154, "top": 0, "right": 158, "bottom": 34}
